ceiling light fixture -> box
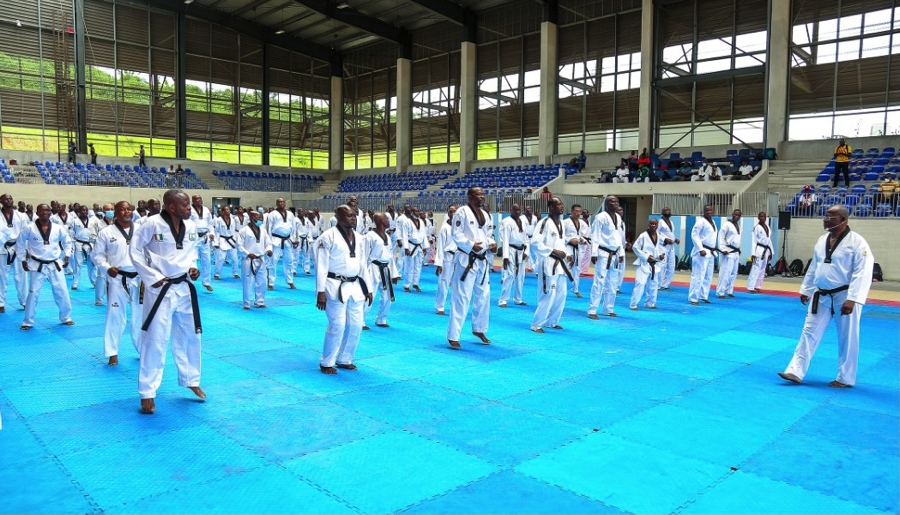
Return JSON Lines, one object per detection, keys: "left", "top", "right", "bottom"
{"left": 274, "top": 28, "right": 285, "bottom": 35}
{"left": 336, "top": 2, "right": 350, "bottom": 9}
{"left": 184, "top": 0, "right": 194, "bottom": 4}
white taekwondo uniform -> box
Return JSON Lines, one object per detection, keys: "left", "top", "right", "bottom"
{"left": 630, "top": 230, "right": 665, "bottom": 309}
{"left": 212, "top": 214, "right": 240, "bottom": 279}
{"left": 530, "top": 216, "right": 574, "bottom": 331}
{"left": 237, "top": 220, "right": 272, "bottom": 308}
{"left": 292, "top": 215, "right": 315, "bottom": 275}
{"left": 747, "top": 221, "right": 773, "bottom": 292}
{"left": 265, "top": 209, "right": 296, "bottom": 288}
{"left": 782, "top": 228, "right": 873, "bottom": 386}
{"left": 521, "top": 212, "right": 540, "bottom": 273}
{"left": 0, "top": 207, "right": 29, "bottom": 310}
{"left": 385, "top": 210, "right": 401, "bottom": 270}
{"left": 93, "top": 221, "right": 142, "bottom": 359}
{"left": 90, "top": 215, "right": 115, "bottom": 305}
{"left": 499, "top": 214, "right": 528, "bottom": 307}
{"left": 588, "top": 211, "right": 625, "bottom": 316}
{"left": 657, "top": 215, "right": 678, "bottom": 289}
{"left": 394, "top": 213, "right": 409, "bottom": 278}
{"left": 67, "top": 214, "right": 97, "bottom": 290}
{"left": 364, "top": 231, "right": 397, "bottom": 326}
{"left": 316, "top": 225, "right": 372, "bottom": 368}
{"left": 189, "top": 204, "right": 215, "bottom": 288}
{"left": 424, "top": 216, "right": 436, "bottom": 265}
{"left": 689, "top": 216, "right": 718, "bottom": 304}
{"left": 715, "top": 219, "right": 742, "bottom": 297}
{"left": 18, "top": 220, "right": 73, "bottom": 328}
{"left": 447, "top": 204, "right": 494, "bottom": 343}
{"left": 563, "top": 215, "right": 590, "bottom": 296}
{"left": 402, "top": 215, "right": 430, "bottom": 290}
{"left": 433, "top": 219, "right": 457, "bottom": 314}
{"left": 131, "top": 211, "right": 202, "bottom": 400}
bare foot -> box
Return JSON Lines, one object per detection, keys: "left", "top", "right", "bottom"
{"left": 188, "top": 386, "right": 206, "bottom": 399}
{"left": 472, "top": 332, "right": 491, "bottom": 344}
{"left": 413, "top": 285, "right": 421, "bottom": 292}
{"left": 531, "top": 327, "right": 545, "bottom": 333}
{"left": 108, "top": 355, "right": 118, "bottom": 366}
{"left": 141, "top": 398, "right": 155, "bottom": 414}
{"left": 436, "top": 310, "right": 445, "bottom": 315}
{"left": 362, "top": 325, "right": 370, "bottom": 330}
{"left": 336, "top": 363, "right": 358, "bottom": 370}
{"left": 588, "top": 314, "right": 599, "bottom": 320}
{"left": 777, "top": 372, "right": 802, "bottom": 384}
{"left": 551, "top": 325, "right": 563, "bottom": 330}
{"left": 20, "top": 325, "right": 31, "bottom": 330}
{"left": 63, "top": 320, "right": 75, "bottom": 325}
{"left": 448, "top": 340, "right": 461, "bottom": 350}
{"left": 320, "top": 365, "right": 338, "bottom": 374}
{"left": 829, "top": 380, "right": 851, "bottom": 388}
{"left": 205, "top": 285, "right": 213, "bottom": 292}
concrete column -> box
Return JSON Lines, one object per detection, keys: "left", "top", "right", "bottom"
{"left": 458, "top": 42, "right": 477, "bottom": 173}
{"left": 330, "top": 76, "right": 343, "bottom": 171}
{"left": 537, "top": 21, "right": 558, "bottom": 165}
{"left": 396, "top": 58, "right": 412, "bottom": 172}
{"left": 637, "top": 0, "right": 655, "bottom": 153}
{"left": 765, "top": 0, "right": 792, "bottom": 150}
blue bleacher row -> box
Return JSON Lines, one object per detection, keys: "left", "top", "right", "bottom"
{"left": 336, "top": 169, "right": 456, "bottom": 193}
{"left": 786, "top": 184, "right": 900, "bottom": 218}
{"left": 0, "top": 159, "right": 14, "bottom": 184}
{"left": 443, "top": 164, "right": 575, "bottom": 190}
{"left": 24, "top": 161, "right": 209, "bottom": 189}
{"left": 212, "top": 170, "right": 324, "bottom": 192}
{"left": 654, "top": 148, "right": 773, "bottom": 170}
{"left": 815, "top": 146, "right": 898, "bottom": 182}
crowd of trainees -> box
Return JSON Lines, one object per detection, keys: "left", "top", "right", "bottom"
{"left": 0, "top": 188, "right": 873, "bottom": 415}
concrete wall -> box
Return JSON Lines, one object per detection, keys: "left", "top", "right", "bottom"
{"left": 785, "top": 218, "right": 899, "bottom": 281}
{"left": 780, "top": 135, "right": 899, "bottom": 161}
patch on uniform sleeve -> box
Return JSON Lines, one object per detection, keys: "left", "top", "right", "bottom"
{"left": 455, "top": 220, "right": 461, "bottom": 227}
{"left": 318, "top": 240, "right": 326, "bottom": 249}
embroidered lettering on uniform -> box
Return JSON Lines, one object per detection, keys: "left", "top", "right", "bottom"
{"left": 110, "top": 237, "right": 117, "bottom": 242}
{"left": 111, "top": 302, "right": 120, "bottom": 307}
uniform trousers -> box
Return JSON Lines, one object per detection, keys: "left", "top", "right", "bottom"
{"left": 364, "top": 263, "right": 392, "bottom": 325}
{"left": 579, "top": 243, "right": 592, "bottom": 275}
{"left": 196, "top": 238, "right": 212, "bottom": 287}
{"left": 242, "top": 256, "right": 267, "bottom": 307}
{"left": 71, "top": 242, "right": 96, "bottom": 289}
{"left": 104, "top": 274, "right": 142, "bottom": 358}
{"left": 0, "top": 253, "right": 27, "bottom": 308}
{"left": 689, "top": 253, "right": 715, "bottom": 302}
{"left": 531, "top": 273, "right": 567, "bottom": 330}
{"left": 447, "top": 258, "right": 490, "bottom": 341}
{"left": 630, "top": 267, "right": 659, "bottom": 308}
{"left": 588, "top": 252, "right": 619, "bottom": 315}
{"left": 321, "top": 284, "right": 365, "bottom": 367}
{"left": 659, "top": 244, "right": 676, "bottom": 288}
{"left": 716, "top": 254, "right": 740, "bottom": 296}
{"left": 267, "top": 239, "right": 295, "bottom": 287}
{"left": 139, "top": 282, "right": 201, "bottom": 399}
{"left": 23, "top": 264, "right": 72, "bottom": 327}
{"left": 403, "top": 248, "right": 424, "bottom": 288}
{"left": 747, "top": 256, "right": 768, "bottom": 291}
{"left": 215, "top": 246, "right": 239, "bottom": 277}
{"left": 434, "top": 260, "right": 454, "bottom": 312}
{"left": 498, "top": 249, "right": 526, "bottom": 305}
{"left": 293, "top": 242, "right": 311, "bottom": 274}
{"left": 784, "top": 290, "right": 860, "bottom": 385}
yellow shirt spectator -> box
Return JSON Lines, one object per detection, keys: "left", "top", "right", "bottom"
{"left": 834, "top": 142, "right": 852, "bottom": 162}
{"left": 878, "top": 179, "right": 899, "bottom": 202}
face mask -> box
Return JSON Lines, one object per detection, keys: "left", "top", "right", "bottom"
{"left": 105, "top": 210, "right": 114, "bottom": 218}
{"left": 255, "top": 220, "right": 263, "bottom": 227}
{"left": 258, "top": 208, "right": 264, "bottom": 213}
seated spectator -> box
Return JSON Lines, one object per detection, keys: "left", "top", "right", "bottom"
{"left": 635, "top": 165, "right": 651, "bottom": 183}
{"left": 637, "top": 148, "right": 651, "bottom": 169}
{"left": 737, "top": 158, "right": 759, "bottom": 180}
{"left": 878, "top": 177, "right": 899, "bottom": 205}
{"left": 675, "top": 161, "right": 694, "bottom": 181}
{"left": 576, "top": 150, "right": 587, "bottom": 171}
{"left": 613, "top": 164, "right": 631, "bottom": 183}
{"left": 694, "top": 160, "right": 720, "bottom": 182}
{"left": 596, "top": 170, "right": 613, "bottom": 183}
{"left": 622, "top": 150, "right": 638, "bottom": 171}
{"left": 798, "top": 185, "right": 817, "bottom": 214}
{"left": 660, "top": 167, "right": 676, "bottom": 181}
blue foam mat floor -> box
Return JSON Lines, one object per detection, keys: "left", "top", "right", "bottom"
{"left": 0, "top": 264, "right": 897, "bottom": 514}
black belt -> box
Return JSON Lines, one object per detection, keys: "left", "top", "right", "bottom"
{"left": 756, "top": 243, "right": 772, "bottom": 262}
{"left": 326, "top": 271, "right": 370, "bottom": 303}
{"left": 459, "top": 251, "right": 488, "bottom": 285}
{"left": 274, "top": 234, "right": 291, "bottom": 249}
{"left": 3, "top": 240, "right": 16, "bottom": 265}
{"left": 371, "top": 260, "right": 394, "bottom": 301}
{"left": 76, "top": 239, "right": 93, "bottom": 260}
{"left": 507, "top": 243, "right": 525, "bottom": 276}
{"left": 118, "top": 270, "right": 139, "bottom": 295}
{"left": 408, "top": 242, "right": 423, "bottom": 255}
{"left": 597, "top": 245, "right": 619, "bottom": 270}
{"left": 33, "top": 256, "right": 62, "bottom": 272}
{"left": 811, "top": 285, "right": 850, "bottom": 315}
{"left": 297, "top": 237, "right": 309, "bottom": 254}
{"left": 542, "top": 253, "right": 575, "bottom": 294}
{"left": 141, "top": 274, "right": 202, "bottom": 334}
{"left": 248, "top": 256, "right": 264, "bottom": 276}
{"left": 702, "top": 244, "right": 717, "bottom": 255}
{"left": 724, "top": 244, "right": 740, "bottom": 255}
{"left": 649, "top": 259, "right": 657, "bottom": 280}
{"left": 221, "top": 235, "right": 236, "bottom": 249}
{"left": 198, "top": 231, "right": 209, "bottom": 237}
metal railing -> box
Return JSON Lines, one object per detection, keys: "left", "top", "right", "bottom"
{"left": 652, "top": 192, "right": 779, "bottom": 216}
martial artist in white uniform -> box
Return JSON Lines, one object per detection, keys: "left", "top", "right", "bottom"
{"left": 92, "top": 201, "right": 142, "bottom": 365}
{"left": 131, "top": 190, "right": 205, "bottom": 414}
{"left": 562, "top": 205, "right": 590, "bottom": 297}
{"left": 385, "top": 205, "right": 401, "bottom": 271}
{"left": 265, "top": 198, "right": 296, "bottom": 289}
{"left": 779, "top": 205, "right": 873, "bottom": 388}
{"left": 402, "top": 209, "right": 430, "bottom": 292}
{"left": 90, "top": 205, "right": 116, "bottom": 306}
{"left": 579, "top": 211, "right": 593, "bottom": 276}
{"left": 433, "top": 205, "right": 458, "bottom": 315}
{"left": 530, "top": 197, "right": 574, "bottom": 332}
{"left": 688, "top": 205, "right": 718, "bottom": 305}
{"left": 521, "top": 205, "right": 540, "bottom": 274}
{"left": 614, "top": 206, "right": 628, "bottom": 293}
{"left": 292, "top": 210, "right": 315, "bottom": 276}
{"left": 588, "top": 196, "right": 625, "bottom": 318}
{"left": 424, "top": 213, "right": 436, "bottom": 266}
{"left": 364, "top": 214, "right": 398, "bottom": 328}
{"left": 0, "top": 194, "right": 29, "bottom": 312}
{"left": 316, "top": 205, "right": 373, "bottom": 374}
{"left": 657, "top": 207, "right": 680, "bottom": 290}
{"left": 189, "top": 195, "right": 215, "bottom": 292}
{"left": 49, "top": 206, "right": 71, "bottom": 229}
{"left": 212, "top": 206, "right": 240, "bottom": 280}
{"left": 715, "top": 209, "right": 742, "bottom": 298}
{"left": 394, "top": 207, "right": 411, "bottom": 279}
{"left": 747, "top": 212, "right": 773, "bottom": 293}
{"left": 237, "top": 211, "right": 272, "bottom": 309}
{"left": 447, "top": 188, "right": 495, "bottom": 349}
{"left": 498, "top": 204, "right": 528, "bottom": 307}
{"left": 67, "top": 205, "right": 97, "bottom": 291}
{"left": 630, "top": 219, "right": 666, "bottom": 310}
{"left": 18, "top": 204, "right": 74, "bottom": 329}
